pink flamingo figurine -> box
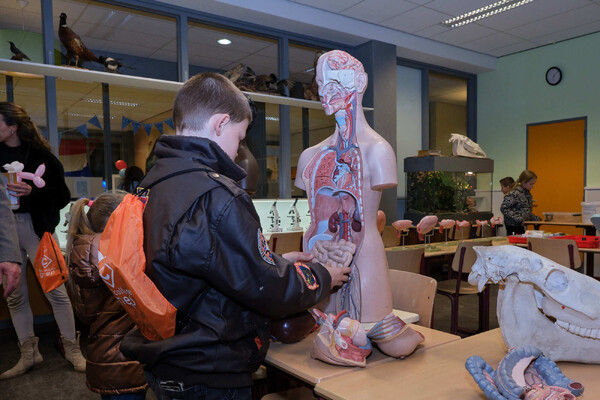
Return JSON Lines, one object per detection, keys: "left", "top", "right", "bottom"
{"left": 438, "top": 219, "right": 455, "bottom": 243}
{"left": 475, "top": 219, "right": 490, "bottom": 237}
{"left": 416, "top": 215, "right": 438, "bottom": 242}
{"left": 392, "top": 220, "right": 412, "bottom": 246}
{"left": 455, "top": 220, "right": 471, "bottom": 240}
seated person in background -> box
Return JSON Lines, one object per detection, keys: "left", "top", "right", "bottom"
{"left": 500, "top": 176, "right": 515, "bottom": 195}
{"left": 66, "top": 192, "right": 148, "bottom": 399}
{"left": 121, "top": 72, "right": 350, "bottom": 400}
{"left": 501, "top": 170, "right": 541, "bottom": 235}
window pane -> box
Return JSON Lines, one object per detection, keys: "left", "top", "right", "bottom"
{"left": 0, "top": 0, "right": 44, "bottom": 64}
{"left": 188, "top": 21, "right": 278, "bottom": 79}
{"left": 428, "top": 72, "right": 467, "bottom": 156}
{"left": 53, "top": 0, "right": 177, "bottom": 79}
{"left": 289, "top": 42, "right": 328, "bottom": 100}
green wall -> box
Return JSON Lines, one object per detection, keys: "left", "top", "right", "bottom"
{"left": 477, "top": 32, "right": 600, "bottom": 189}
{"left": 0, "top": 29, "right": 61, "bottom": 64}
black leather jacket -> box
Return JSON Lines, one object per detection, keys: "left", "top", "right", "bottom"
{"left": 121, "top": 136, "right": 331, "bottom": 388}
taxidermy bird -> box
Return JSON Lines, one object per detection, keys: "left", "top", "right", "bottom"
{"left": 58, "top": 12, "right": 99, "bottom": 67}
{"left": 224, "top": 63, "right": 257, "bottom": 91}
{"left": 254, "top": 73, "right": 295, "bottom": 96}
{"left": 8, "top": 41, "right": 31, "bottom": 61}
{"left": 97, "top": 56, "right": 135, "bottom": 73}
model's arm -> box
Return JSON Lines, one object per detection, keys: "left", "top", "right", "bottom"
{"left": 367, "top": 139, "right": 397, "bottom": 190}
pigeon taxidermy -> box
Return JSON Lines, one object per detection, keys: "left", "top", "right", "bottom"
{"left": 98, "top": 56, "right": 135, "bottom": 73}
{"left": 8, "top": 41, "right": 31, "bottom": 61}
{"left": 58, "top": 12, "right": 100, "bottom": 67}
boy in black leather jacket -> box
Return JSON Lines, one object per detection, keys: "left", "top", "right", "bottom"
{"left": 122, "top": 73, "right": 350, "bottom": 400}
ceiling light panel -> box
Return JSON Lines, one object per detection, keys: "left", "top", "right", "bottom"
{"left": 442, "top": 0, "right": 535, "bottom": 28}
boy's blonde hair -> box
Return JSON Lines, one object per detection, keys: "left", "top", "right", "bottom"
{"left": 172, "top": 72, "right": 252, "bottom": 132}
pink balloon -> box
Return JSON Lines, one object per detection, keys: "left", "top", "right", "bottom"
{"left": 115, "top": 160, "right": 127, "bottom": 170}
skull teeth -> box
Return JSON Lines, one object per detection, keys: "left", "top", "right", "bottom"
{"left": 555, "top": 320, "right": 600, "bottom": 339}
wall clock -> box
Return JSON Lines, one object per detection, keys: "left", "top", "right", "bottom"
{"left": 545, "top": 67, "right": 562, "bottom": 86}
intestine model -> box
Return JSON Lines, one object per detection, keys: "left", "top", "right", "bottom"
{"left": 268, "top": 200, "right": 282, "bottom": 232}
{"left": 3, "top": 161, "right": 46, "bottom": 188}
{"left": 287, "top": 198, "right": 302, "bottom": 231}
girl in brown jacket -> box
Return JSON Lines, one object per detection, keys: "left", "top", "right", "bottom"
{"left": 67, "top": 192, "right": 147, "bottom": 399}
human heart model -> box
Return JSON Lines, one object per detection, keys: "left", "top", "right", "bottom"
{"left": 296, "top": 50, "right": 423, "bottom": 360}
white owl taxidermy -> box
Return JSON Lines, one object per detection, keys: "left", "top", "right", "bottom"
{"left": 449, "top": 133, "right": 486, "bottom": 158}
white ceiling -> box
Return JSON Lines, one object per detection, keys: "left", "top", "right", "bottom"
{"left": 162, "top": 0, "right": 600, "bottom": 72}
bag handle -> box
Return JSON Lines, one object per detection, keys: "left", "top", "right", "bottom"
{"left": 135, "top": 168, "right": 208, "bottom": 197}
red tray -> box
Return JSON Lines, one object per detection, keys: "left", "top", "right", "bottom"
{"left": 507, "top": 235, "right": 527, "bottom": 244}
{"left": 550, "top": 235, "right": 600, "bottom": 248}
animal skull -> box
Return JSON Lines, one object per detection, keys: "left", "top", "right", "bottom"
{"left": 468, "top": 245, "right": 600, "bottom": 363}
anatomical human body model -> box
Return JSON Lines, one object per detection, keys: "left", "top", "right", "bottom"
{"left": 295, "top": 50, "right": 396, "bottom": 323}
{"left": 296, "top": 50, "right": 423, "bottom": 358}
{"left": 469, "top": 245, "right": 600, "bottom": 363}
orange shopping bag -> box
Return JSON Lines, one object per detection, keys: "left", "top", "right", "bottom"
{"left": 98, "top": 194, "right": 176, "bottom": 341}
{"left": 33, "top": 232, "right": 69, "bottom": 293}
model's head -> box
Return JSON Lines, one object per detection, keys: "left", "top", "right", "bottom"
{"left": 172, "top": 73, "right": 252, "bottom": 160}
{"left": 0, "top": 102, "right": 51, "bottom": 151}
{"left": 316, "top": 50, "right": 367, "bottom": 115}
{"left": 518, "top": 170, "right": 537, "bottom": 191}
{"left": 500, "top": 176, "right": 515, "bottom": 194}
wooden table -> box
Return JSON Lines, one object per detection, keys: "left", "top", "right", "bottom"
{"left": 386, "top": 237, "right": 509, "bottom": 258}
{"left": 265, "top": 324, "right": 460, "bottom": 386}
{"left": 315, "top": 328, "right": 600, "bottom": 400}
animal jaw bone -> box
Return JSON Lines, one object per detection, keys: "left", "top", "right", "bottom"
{"left": 469, "top": 245, "right": 600, "bottom": 363}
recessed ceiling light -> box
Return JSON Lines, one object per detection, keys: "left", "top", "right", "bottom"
{"left": 217, "top": 38, "right": 232, "bottom": 45}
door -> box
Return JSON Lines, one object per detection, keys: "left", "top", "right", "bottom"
{"left": 527, "top": 118, "right": 586, "bottom": 234}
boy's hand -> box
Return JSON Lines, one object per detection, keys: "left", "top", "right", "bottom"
{"left": 324, "top": 265, "right": 351, "bottom": 290}
{"left": 282, "top": 251, "right": 313, "bottom": 263}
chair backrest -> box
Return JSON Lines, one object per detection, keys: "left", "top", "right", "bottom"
{"left": 451, "top": 240, "right": 492, "bottom": 274}
{"left": 527, "top": 237, "right": 581, "bottom": 269}
{"left": 386, "top": 247, "right": 424, "bottom": 274}
{"left": 268, "top": 231, "right": 304, "bottom": 254}
{"left": 388, "top": 270, "right": 437, "bottom": 328}
{"left": 381, "top": 226, "right": 400, "bottom": 247}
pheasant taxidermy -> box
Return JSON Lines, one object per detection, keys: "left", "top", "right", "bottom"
{"left": 8, "top": 41, "right": 31, "bottom": 61}
{"left": 58, "top": 13, "right": 100, "bottom": 67}
{"left": 98, "top": 56, "right": 135, "bottom": 73}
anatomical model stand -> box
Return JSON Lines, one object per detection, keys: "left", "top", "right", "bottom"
{"left": 296, "top": 50, "right": 423, "bottom": 358}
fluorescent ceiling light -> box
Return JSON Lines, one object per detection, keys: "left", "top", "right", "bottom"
{"left": 217, "top": 38, "right": 232, "bottom": 45}
{"left": 443, "top": 0, "right": 535, "bottom": 28}
{"left": 83, "top": 98, "right": 139, "bottom": 107}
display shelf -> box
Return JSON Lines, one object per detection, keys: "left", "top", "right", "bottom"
{"left": 0, "top": 59, "right": 373, "bottom": 111}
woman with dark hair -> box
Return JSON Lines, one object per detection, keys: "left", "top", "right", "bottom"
{"left": 0, "top": 102, "right": 86, "bottom": 379}
{"left": 118, "top": 165, "right": 144, "bottom": 193}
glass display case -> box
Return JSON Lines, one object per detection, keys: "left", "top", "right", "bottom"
{"left": 404, "top": 156, "right": 494, "bottom": 224}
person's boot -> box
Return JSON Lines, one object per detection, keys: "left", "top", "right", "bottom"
{"left": 61, "top": 332, "right": 86, "bottom": 372}
{"left": 0, "top": 336, "right": 43, "bottom": 380}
